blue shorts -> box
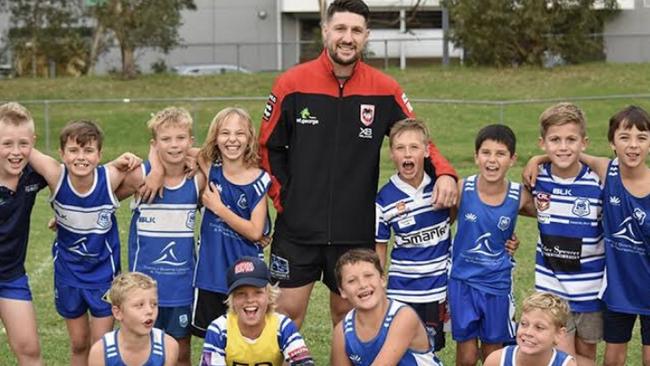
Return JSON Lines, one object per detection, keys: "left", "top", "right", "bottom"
{"left": 603, "top": 307, "right": 650, "bottom": 345}
{"left": 448, "top": 278, "right": 516, "bottom": 344}
{"left": 156, "top": 305, "right": 192, "bottom": 339}
{"left": 54, "top": 281, "right": 112, "bottom": 319}
{"left": 0, "top": 274, "right": 32, "bottom": 301}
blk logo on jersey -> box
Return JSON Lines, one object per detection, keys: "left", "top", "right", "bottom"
{"left": 360, "top": 104, "right": 375, "bottom": 126}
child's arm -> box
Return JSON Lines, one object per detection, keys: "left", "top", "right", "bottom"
{"left": 370, "top": 306, "right": 422, "bottom": 366}
{"left": 139, "top": 144, "right": 165, "bottom": 202}
{"left": 87, "top": 339, "right": 106, "bottom": 366}
{"left": 114, "top": 166, "right": 144, "bottom": 201}
{"left": 330, "top": 321, "right": 353, "bottom": 366}
{"left": 107, "top": 152, "right": 141, "bottom": 192}
{"left": 202, "top": 181, "right": 268, "bottom": 242}
{"left": 28, "top": 148, "right": 63, "bottom": 192}
{"left": 521, "top": 154, "right": 550, "bottom": 189}
{"left": 162, "top": 334, "right": 179, "bottom": 366}
{"left": 579, "top": 152, "right": 609, "bottom": 182}
{"left": 519, "top": 186, "right": 536, "bottom": 217}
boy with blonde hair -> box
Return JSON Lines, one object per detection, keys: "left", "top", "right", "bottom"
{"left": 116, "top": 106, "right": 205, "bottom": 366}
{"left": 88, "top": 272, "right": 179, "bottom": 366}
{"left": 200, "top": 256, "right": 314, "bottom": 366}
{"left": 0, "top": 102, "right": 46, "bottom": 365}
{"left": 484, "top": 292, "right": 576, "bottom": 366}
{"left": 375, "top": 118, "right": 452, "bottom": 351}
{"left": 531, "top": 102, "right": 604, "bottom": 366}
{"left": 29, "top": 120, "right": 140, "bottom": 366}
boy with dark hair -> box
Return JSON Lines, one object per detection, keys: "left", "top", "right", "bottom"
{"left": 449, "top": 124, "right": 534, "bottom": 366}
{"left": 29, "top": 120, "right": 140, "bottom": 365}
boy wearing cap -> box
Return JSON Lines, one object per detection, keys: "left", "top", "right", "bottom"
{"left": 199, "top": 257, "right": 315, "bottom": 366}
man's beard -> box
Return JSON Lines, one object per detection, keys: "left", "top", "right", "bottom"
{"left": 327, "top": 45, "right": 359, "bottom": 66}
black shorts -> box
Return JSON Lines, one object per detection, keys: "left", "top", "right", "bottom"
{"left": 603, "top": 307, "right": 650, "bottom": 345}
{"left": 191, "top": 288, "right": 228, "bottom": 338}
{"left": 407, "top": 300, "right": 448, "bottom": 352}
{"left": 269, "top": 238, "right": 372, "bottom": 294}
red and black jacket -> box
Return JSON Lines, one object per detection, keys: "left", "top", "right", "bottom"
{"left": 259, "top": 51, "right": 456, "bottom": 246}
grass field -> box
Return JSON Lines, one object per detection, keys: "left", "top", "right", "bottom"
{"left": 1, "top": 62, "right": 649, "bottom": 365}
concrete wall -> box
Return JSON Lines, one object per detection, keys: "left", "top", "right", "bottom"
{"left": 604, "top": 0, "right": 650, "bottom": 63}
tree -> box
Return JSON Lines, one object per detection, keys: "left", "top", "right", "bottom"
{"left": 442, "top": 0, "right": 619, "bottom": 67}
{"left": 1, "top": 0, "right": 90, "bottom": 76}
{"left": 89, "top": 0, "right": 196, "bottom": 78}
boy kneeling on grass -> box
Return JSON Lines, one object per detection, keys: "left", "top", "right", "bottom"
{"left": 89, "top": 272, "right": 179, "bottom": 366}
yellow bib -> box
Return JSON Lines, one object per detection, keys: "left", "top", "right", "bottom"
{"left": 225, "top": 312, "right": 284, "bottom": 366}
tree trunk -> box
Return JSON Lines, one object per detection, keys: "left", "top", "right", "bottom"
{"left": 121, "top": 45, "right": 136, "bottom": 79}
{"left": 87, "top": 22, "right": 105, "bottom": 76}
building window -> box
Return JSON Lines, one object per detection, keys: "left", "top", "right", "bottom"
{"left": 369, "top": 10, "right": 442, "bottom": 29}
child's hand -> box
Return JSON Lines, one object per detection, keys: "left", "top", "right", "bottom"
{"left": 202, "top": 182, "right": 225, "bottom": 216}
{"left": 257, "top": 235, "right": 272, "bottom": 248}
{"left": 47, "top": 217, "right": 57, "bottom": 232}
{"left": 431, "top": 175, "right": 458, "bottom": 209}
{"left": 184, "top": 155, "right": 199, "bottom": 178}
{"left": 113, "top": 152, "right": 142, "bottom": 172}
{"left": 505, "top": 234, "right": 520, "bottom": 256}
{"left": 522, "top": 155, "right": 548, "bottom": 189}
{"left": 139, "top": 168, "right": 164, "bottom": 203}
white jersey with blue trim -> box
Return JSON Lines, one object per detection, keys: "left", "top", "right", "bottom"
{"left": 598, "top": 159, "right": 650, "bottom": 315}
{"left": 532, "top": 163, "right": 604, "bottom": 313}
{"left": 343, "top": 299, "right": 442, "bottom": 366}
{"left": 375, "top": 173, "right": 451, "bottom": 303}
{"left": 194, "top": 163, "right": 271, "bottom": 293}
{"left": 499, "top": 345, "right": 573, "bottom": 366}
{"left": 128, "top": 162, "right": 199, "bottom": 307}
{"left": 450, "top": 175, "right": 521, "bottom": 295}
{"left": 51, "top": 165, "right": 120, "bottom": 288}
{"left": 103, "top": 328, "right": 165, "bottom": 366}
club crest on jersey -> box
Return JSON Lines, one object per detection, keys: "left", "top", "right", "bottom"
{"left": 535, "top": 192, "right": 551, "bottom": 211}
{"left": 360, "top": 104, "right": 375, "bottom": 126}
{"left": 97, "top": 210, "right": 112, "bottom": 229}
{"left": 179, "top": 314, "right": 189, "bottom": 328}
{"left": 186, "top": 211, "right": 196, "bottom": 229}
{"left": 497, "top": 216, "right": 511, "bottom": 231}
{"left": 237, "top": 194, "right": 248, "bottom": 210}
{"left": 572, "top": 197, "right": 591, "bottom": 217}
{"left": 270, "top": 254, "right": 290, "bottom": 280}
{"left": 633, "top": 207, "right": 646, "bottom": 225}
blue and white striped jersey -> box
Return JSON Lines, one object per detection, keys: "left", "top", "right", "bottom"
{"left": 51, "top": 165, "right": 120, "bottom": 288}
{"left": 128, "top": 162, "right": 199, "bottom": 307}
{"left": 343, "top": 300, "right": 442, "bottom": 366}
{"left": 103, "top": 328, "right": 165, "bottom": 366}
{"left": 599, "top": 159, "right": 650, "bottom": 315}
{"left": 376, "top": 174, "right": 451, "bottom": 303}
{"left": 450, "top": 175, "right": 520, "bottom": 296}
{"left": 532, "top": 163, "right": 604, "bottom": 313}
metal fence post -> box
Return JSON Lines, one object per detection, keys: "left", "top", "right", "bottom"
{"left": 44, "top": 101, "right": 51, "bottom": 153}
{"left": 384, "top": 40, "right": 388, "bottom": 70}
{"left": 236, "top": 44, "right": 241, "bottom": 71}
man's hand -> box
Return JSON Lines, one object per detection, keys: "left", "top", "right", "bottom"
{"left": 431, "top": 175, "right": 458, "bottom": 209}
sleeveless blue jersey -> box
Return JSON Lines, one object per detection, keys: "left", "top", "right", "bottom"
{"left": 51, "top": 165, "right": 120, "bottom": 288}
{"left": 450, "top": 175, "right": 520, "bottom": 295}
{"left": 103, "top": 327, "right": 165, "bottom": 366}
{"left": 343, "top": 300, "right": 442, "bottom": 366}
{"left": 500, "top": 345, "right": 573, "bottom": 366}
{"left": 533, "top": 163, "right": 604, "bottom": 313}
{"left": 599, "top": 159, "right": 650, "bottom": 315}
{"left": 128, "top": 162, "right": 199, "bottom": 306}
{"left": 376, "top": 174, "right": 451, "bottom": 303}
{"left": 194, "top": 163, "right": 270, "bottom": 293}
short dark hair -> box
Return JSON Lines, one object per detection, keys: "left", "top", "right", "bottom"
{"left": 59, "top": 120, "right": 104, "bottom": 151}
{"left": 326, "top": 0, "right": 370, "bottom": 23}
{"left": 475, "top": 124, "right": 516, "bottom": 156}
{"left": 335, "top": 248, "right": 383, "bottom": 288}
{"left": 607, "top": 105, "right": 650, "bottom": 143}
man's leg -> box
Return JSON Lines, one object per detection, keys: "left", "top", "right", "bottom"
{"left": 0, "top": 298, "right": 43, "bottom": 366}
{"left": 330, "top": 290, "right": 352, "bottom": 327}
{"left": 276, "top": 282, "right": 315, "bottom": 329}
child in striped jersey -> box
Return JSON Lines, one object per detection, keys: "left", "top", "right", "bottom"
{"left": 484, "top": 292, "right": 576, "bottom": 366}
{"left": 449, "top": 124, "right": 535, "bottom": 366}
{"left": 89, "top": 272, "right": 178, "bottom": 366}
{"left": 200, "top": 256, "right": 313, "bottom": 366}
{"left": 375, "top": 118, "right": 452, "bottom": 351}
{"left": 526, "top": 105, "right": 650, "bottom": 366}
{"left": 525, "top": 103, "right": 605, "bottom": 366}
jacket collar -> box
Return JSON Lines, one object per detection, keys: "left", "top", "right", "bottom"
{"left": 317, "top": 49, "right": 362, "bottom": 79}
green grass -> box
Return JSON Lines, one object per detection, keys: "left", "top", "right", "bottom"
{"left": 1, "top": 62, "right": 649, "bottom": 365}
